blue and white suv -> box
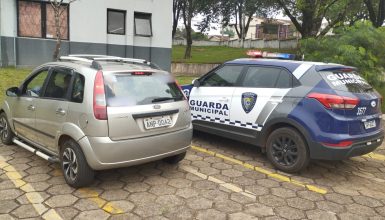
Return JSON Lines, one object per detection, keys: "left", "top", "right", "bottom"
{"left": 182, "top": 58, "right": 384, "bottom": 172}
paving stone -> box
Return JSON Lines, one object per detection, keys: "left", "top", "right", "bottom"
{"left": 0, "top": 200, "right": 18, "bottom": 214}
{"left": 201, "top": 189, "right": 229, "bottom": 200}
{"left": 55, "top": 207, "right": 79, "bottom": 220}
{"left": 221, "top": 169, "right": 243, "bottom": 178}
{"left": 316, "top": 201, "right": 345, "bottom": 214}
{"left": 47, "top": 184, "right": 74, "bottom": 195}
{"left": 275, "top": 206, "right": 305, "bottom": 220}
{"left": 0, "top": 214, "right": 15, "bottom": 220}
{"left": 74, "top": 198, "right": 101, "bottom": 211}
{"left": 163, "top": 205, "right": 194, "bottom": 220}
{"left": 100, "top": 189, "right": 128, "bottom": 201}
{"left": 75, "top": 209, "right": 109, "bottom": 220}
{"left": 196, "top": 209, "right": 227, "bottom": 220}
{"left": 271, "top": 187, "right": 296, "bottom": 198}
{"left": 23, "top": 174, "right": 50, "bottom": 183}
{"left": 139, "top": 168, "right": 162, "bottom": 177}
{"left": 109, "top": 213, "right": 141, "bottom": 220}
{"left": 11, "top": 205, "right": 39, "bottom": 219}
{"left": 149, "top": 184, "right": 176, "bottom": 195}
{"left": 144, "top": 176, "right": 168, "bottom": 185}
{"left": 175, "top": 188, "right": 200, "bottom": 199}
{"left": 306, "top": 209, "right": 338, "bottom": 220}
{"left": 229, "top": 212, "right": 258, "bottom": 220}
{"left": 193, "top": 180, "right": 218, "bottom": 190}
{"left": 191, "top": 160, "right": 211, "bottom": 168}
{"left": 0, "top": 189, "right": 23, "bottom": 200}
{"left": 106, "top": 200, "right": 135, "bottom": 212}
{"left": 325, "top": 193, "right": 354, "bottom": 205}
{"left": 155, "top": 195, "right": 184, "bottom": 207}
{"left": 212, "top": 162, "right": 232, "bottom": 170}
{"left": 214, "top": 199, "right": 243, "bottom": 213}
{"left": 134, "top": 203, "right": 163, "bottom": 218}
{"left": 124, "top": 182, "right": 150, "bottom": 193}
{"left": 287, "top": 197, "right": 315, "bottom": 210}
{"left": 98, "top": 180, "right": 125, "bottom": 190}
{"left": 353, "top": 195, "right": 383, "bottom": 208}
{"left": 259, "top": 195, "right": 286, "bottom": 207}
{"left": 345, "top": 203, "right": 377, "bottom": 217}
{"left": 244, "top": 185, "right": 269, "bottom": 196}
{"left": 339, "top": 212, "right": 369, "bottom": 220}
{"left": 230, "top": 192, "right": 256, "bottom": 204}
{"left": 256, "top": 179, "right": 280, "bottom": 188}
{"left": 186, "top": 197, "right": 213, "bottom": 210}
{"left": 45, "top": 194, "right": 78, "bottom": 208}
{"left": 128, "top": 192, "right": 157, "bottom": 206}
{"left": 297, "top": 190, "right": 325, "bottom": 201}
{"left": 232, "top": 176, "right": 255, "bottom": 186}
{"left": 168, "top": 178, "right": 192, "bottom": 188}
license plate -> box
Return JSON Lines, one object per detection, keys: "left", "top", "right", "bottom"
{"left": 364, "top": 120, "right": 376, "bottom": 129}
{"left": 144, "top": 116, "right": 172, "bottom": 129}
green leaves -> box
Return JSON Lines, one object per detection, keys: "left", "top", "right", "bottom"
{"left": 300, "top": 21, "right": 385, "bottom": 86}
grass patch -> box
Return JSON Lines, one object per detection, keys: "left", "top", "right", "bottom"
{"left": 0, "top": 68, "right": 31, "bottom": 103}
{"left": 172, "top": 45, "right": 298, "bottom": 64}
{"left": 176, "top": 76, "right": 196, "bottom": 85}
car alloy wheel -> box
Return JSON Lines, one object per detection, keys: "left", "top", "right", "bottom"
{"left": 62, "top": 148, "right": 79, "bottom": 181}
{"left": 0, "top": 117, "right": 9, "bottom": 141}
{"left": 271, "top": 135, "right": 298, "bottom": 166}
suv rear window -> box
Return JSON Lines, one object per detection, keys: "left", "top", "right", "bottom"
{"left": 319, "top": 71, "right": 373, "bottom": 93}
{"left": 104, "top": 72, "right": 184, "bottom": 107}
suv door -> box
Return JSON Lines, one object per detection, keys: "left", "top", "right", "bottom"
{"left": 12, "top": 68, "right": 50, "bottom": 143}
{"left": 35, "top": 67, "right": 73, "bottom": 153}
{"left": 189, "top": 65, "right": 244, "bottom": 126}
{"left": 230, "top": 66, "right": 293, "bottom": 131}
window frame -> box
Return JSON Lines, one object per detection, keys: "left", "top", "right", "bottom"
{"left": 239, "top": 65, "right": 299, "bottom": 89}
{"left": 40, "top": 66, "right": 74, "bottom": 101}
{"left": 70, "top": 72, "right": 85, "bottom": 103}
{"left": 16, "top": 0, "right": 70, "bottom": 40}
{"left": 107, "top": 8, "right": 127, "bottom": 35}
{"left": 20, "top": 67, "right": 52, "bottom": 98}
{"left": 198, "top": 64, "right": 246, "bottom": 88}
{"left": 134, "top": 12, "right": 153, "bottom": 37}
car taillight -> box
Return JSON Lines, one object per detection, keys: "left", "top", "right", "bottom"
{"left": 307, "top": 93, "right": 359, "bottom": 110}
{"left": 93, "top": 71, "right": 107, "bottom": 120}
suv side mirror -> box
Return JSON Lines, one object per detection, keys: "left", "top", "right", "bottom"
{"left": 193, "top": 79, "right": 200, "bottom": 87}
{"left": 6, "top": 87, "right": 20, "bottom": 97}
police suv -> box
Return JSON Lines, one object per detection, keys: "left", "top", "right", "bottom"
{"left": 182, "top": 56, "right": 384, "bottom": 172}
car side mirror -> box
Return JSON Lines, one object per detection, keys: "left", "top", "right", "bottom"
{"left": 6, "top": 87, "right": 20, "bottom": 97}
{"left": 193, "top": 79, "right": 200, "bottom": 87}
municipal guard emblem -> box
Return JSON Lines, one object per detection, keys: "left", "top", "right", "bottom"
{"left": 241, "top": 92, "right": 257, "bottom": 114}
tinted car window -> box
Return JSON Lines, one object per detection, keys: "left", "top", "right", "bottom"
{"left": 44, "top": 68, "right": 72, "bottom": 99}
{"left": 201, "top": 65, "right": 243, "bottom": 87}
{"left": 71, "top": 73, "right": 85, "bottom": 103}
{"left": 319, "top": 71, "right": 372, "bottom": 93}
{"left": 104, "top": 72, "right": 184, "bottom": 107}
{"left": 275, "top": 70, "right": 292, "bottom": 88}
{"left": 241, "top": 66, "right": 281, "bottom": 88}
{"left": 24, "top": 69, "right": 49, "bottom": 97}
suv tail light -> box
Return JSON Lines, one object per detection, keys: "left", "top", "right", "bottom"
{"left": 307, "top": 93, "right": 359, "bottom": 110}
{"left": 93, "top": 71, "right": 107, "bottom": 120}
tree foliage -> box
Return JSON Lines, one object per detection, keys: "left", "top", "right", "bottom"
{"left": 275, "top": 0, "right": 362, "bottom": 38}
{"left": 300, "top": 21, "right": 385, "bottom": 85}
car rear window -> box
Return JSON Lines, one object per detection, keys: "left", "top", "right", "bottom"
{"left": 319, "top": 71, "right": 373, "bottom": 93}
{"left": 104, "top": 72, "right": 184, "bottom": 107}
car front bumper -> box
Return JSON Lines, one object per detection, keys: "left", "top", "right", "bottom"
{"left": 78, "top": 125, "right": 193, "bottom": 170}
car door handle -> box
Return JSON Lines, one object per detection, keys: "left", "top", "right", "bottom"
{"left": 219, "top": 97, "right": 229, "bottom": 102}
{"left": 27, "top": 105, "right": 35, "bottom": 111}
{"left": 56, "top": 108, "right": 66, "bottom": 116}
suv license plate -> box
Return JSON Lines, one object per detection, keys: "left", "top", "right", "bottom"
{"left": 144, "top": 116, "right": 172, "bottom": 129}
{"left": 364, "top": 120, "right": 376, "bottom": 129}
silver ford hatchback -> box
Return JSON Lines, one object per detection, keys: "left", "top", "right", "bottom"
{"left": 0, "top": 55, "right": 192, "bottom": 187}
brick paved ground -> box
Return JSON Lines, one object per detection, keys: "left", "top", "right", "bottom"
{"left": 1, "top": 125, "right": 385, "bottom": 219}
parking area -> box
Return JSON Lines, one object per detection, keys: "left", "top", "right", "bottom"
{"left": 1, "top": 124, "right": 385, "bottom": 220}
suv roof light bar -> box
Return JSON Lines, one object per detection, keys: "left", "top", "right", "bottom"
{"left": 59, "top": 56, "right": 93, "bottom": 63}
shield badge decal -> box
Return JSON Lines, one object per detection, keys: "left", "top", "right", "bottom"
{"left": 241, "top": 92, "right": 257, "bottom": 114}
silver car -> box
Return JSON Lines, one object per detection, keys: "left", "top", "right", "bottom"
{"left": 0, "top": 55, "right": 192, "bottom": 187}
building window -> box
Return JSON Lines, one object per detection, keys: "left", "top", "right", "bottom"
{"left": 17, "top": 0, "right": 69, "bottom": 39}
{"left": 134, "top": 12, "right": 152, "bottom": 37}
{"left": 107, "top": 9, "right": 126, "bottom": 35}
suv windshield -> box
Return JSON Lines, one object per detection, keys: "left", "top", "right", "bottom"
{"left": 104, "top": 72, "right": 184, "bottom": 107}
{"left": 319, "top": 70, "right": 373, "bottom": 93}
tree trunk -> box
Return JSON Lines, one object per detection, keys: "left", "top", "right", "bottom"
{"left": 172, "top": 0, "right": 181, "bottom": 38}
{"left": 53, "top": 8, "right": 61, "bottom": 60}
{"left": 183, "top": 0, "right": 193, "bottom": 59}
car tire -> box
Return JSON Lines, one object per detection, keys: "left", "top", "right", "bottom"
{"left": 60, "top": 139, "right": 94, "bottom": 188}
{"left": 266, "top": 127, "right": 309, "bottom": 173}
{"left": 0, "top": 112, "right": 14, "bottom": 145}
{"left": 163, "top": 152, "right": 186, "bottom": 164}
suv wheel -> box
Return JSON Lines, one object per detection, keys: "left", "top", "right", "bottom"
{"left": 0, "top": 112, "right": 14, "bottom": 145}
{"left": 163, "top": 152, "right": 186, "bottom": 164}
{"left": 266, "top": 127, "right": 309, "bottom": 173}
{"left": 60, "top": 139, "right": 94, "bottom": 188}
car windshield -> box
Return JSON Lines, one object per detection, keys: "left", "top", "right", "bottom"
{"left": 319, "top": 70, "right": 373, "bottom": 93}
{"left": 104, "top": 72, "right": 184, "bottom": 107}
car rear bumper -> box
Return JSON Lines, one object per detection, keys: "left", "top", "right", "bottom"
{"left": 309, "top": 130, "right": 384, "bottom": 160}
{"left": 78, "top": 125, "right": 193, "bottom": 170}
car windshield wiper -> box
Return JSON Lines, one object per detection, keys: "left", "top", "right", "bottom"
{"left": 152, "top": 97, "right": 176, "bottom": 103}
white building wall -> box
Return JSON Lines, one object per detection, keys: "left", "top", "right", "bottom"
{"left": 0, "top": 0, "right": 17, "bottom": 37}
